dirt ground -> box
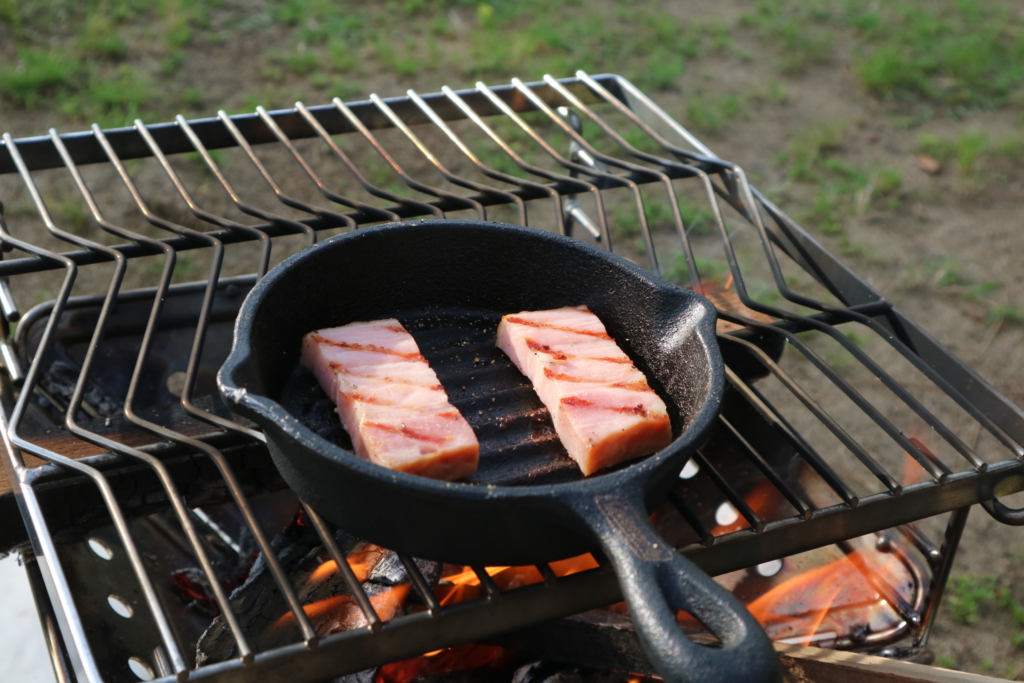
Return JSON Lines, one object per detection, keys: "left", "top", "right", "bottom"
{"left": 2, "top": 0, "right": 1023, "bottom": 678}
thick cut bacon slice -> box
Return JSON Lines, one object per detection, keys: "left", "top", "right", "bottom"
{"left": 496, "top": 306, "right": 672, "bottom": 476}
{"left": 302, "top": 319, "right": 478, "bottom": 481}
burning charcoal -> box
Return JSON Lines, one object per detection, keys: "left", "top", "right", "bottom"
{"left": 173, "top": 567, "right": 220, "bottom": 618}
{"left": 376, "top": 644, "right": 517, "bottom": 683}
{"left": 496, "top": 611, "right": 655, "bottom": 676}
{"left": 512, "top": 661, "right": 624, "bottom": 683}
{"left": 370, "top": 552, "right": 443, "bottom": 588}
{"left": 39, "top": 358, "right": 122, "bottom": 418}
{"left": 196, "top": 510, "right": 441, "bottom": 666}
{"left": 330, "top": 669, "right": 379, "bottom": 683}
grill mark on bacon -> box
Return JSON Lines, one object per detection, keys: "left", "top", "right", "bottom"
{"left": 339, "top": 392, "right": 449, "bottom": 406}
{"left": 541, "top": 367, "right": 655, "bottom": 393}
{"left": 312, "top": 334, "right": 424, "bottom": 361}
{"left": 327, "top": 362, "right": 444, "bottom": 391}
{"left": 364, "top": 422, "right": 451, "bottom": 444}
{"left": 525, "top": 339, "right": 631, "bottom": 364}
{"left": 560, "top": 395, "right": 650, "bottom": 417}
{"left": 505, "top": 316, "right": 613, "bottom": 340}
{"left": 341, "top": 392, "right": 391, "bottom": 405}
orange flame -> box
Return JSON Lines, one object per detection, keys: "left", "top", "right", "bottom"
{"left": 282, "top": 474, "right": 914, "bottom": 668}
{"left": 744, "top": 545, "right": 907, "bottom": 645}
{"left": 435, "top": 554, "right": 600, "bottom": 607}
{"left": 748, "top": 561, "right": 850, "bottom": 643}
{"left": 711, "top": 479, "right": 782, "bottom": 536}
{"left": 272, "top": 583, "right": 411, "bottom": 636}
{"left": 309, "top": 543, "right": 390, "bottom": 584}
{"left": 698, "top": 472, "right": 913, "bottom": 643}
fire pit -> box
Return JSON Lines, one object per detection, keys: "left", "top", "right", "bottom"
{"left": 0, "top": 73, "right": 1022, "bottom": 683}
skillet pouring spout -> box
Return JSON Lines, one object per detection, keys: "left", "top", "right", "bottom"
{"left": 218, "top": 220, "right": 779, "bottom": 683}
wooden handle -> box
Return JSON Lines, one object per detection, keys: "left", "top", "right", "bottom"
{"left": 776, "top": 643, "right": 1008, "bottom": 683}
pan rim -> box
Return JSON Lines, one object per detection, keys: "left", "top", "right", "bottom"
{"left": 219, "top": 219, "right": 725, "bottom": 502}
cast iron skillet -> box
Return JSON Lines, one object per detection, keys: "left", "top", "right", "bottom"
{"left": 219, "top": 220, "right": 780, "bottom": 683}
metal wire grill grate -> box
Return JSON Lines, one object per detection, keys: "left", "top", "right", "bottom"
{"left": 1, "top": 73, "right": 1022, "bottom": 683}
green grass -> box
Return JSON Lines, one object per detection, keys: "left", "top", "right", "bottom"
{"left": 765, "top": 82, "right": 789, "bottom": 104}
{"left": 619, "top": 126, "right": 663, "bottom": 155}
{"left": 283, "top": 49, "right": 320, "bottom": 76}
{"left": 924, "top": 255, "right": 971, "bottom": 288}
{"left": 685, "top": 95, "right": 743, "bottom": 135}
{"left": 737, "top": 0, "right": 1024, "bottom": 111}
{"left": 843, "top": 329, "right": 869, "bottom": 348}
{"left": 948, "top": 575, "right": 995, "bottom": 625}
{"left": 160, "top": 53, "right": 186, "bottom": 75}
{"left": 0, "top": 49, "right": 77, "bottom": 107}
{"left": 777, "top": 121, "right": 903, "bottom": 237}
{"left": 639, "top": 49, "right": 685, "bottom": 91}
{"left": 918, "top": 131, "right": 999, "bottom": 176}
{"left": 184, "top": 147, "right": 226, "bottom": 169}
{"left": 80, "top": 14, "right": 128, "bottom": 59}
{"left": 613, "top": 207, "right": 642, "bottom": 240}
{"left": 988, "top": 306, "right": 1024, "bottom": 326}
{"left": 874, "top": 168, "right": 902, "bottom": 196}
{"left": 965, "top": 281, "right": 1004, "bottom": 300}
{"left": 1, "top": 0, "right": 1022, "bottom": 144}
{"left": 182, "top": 84, "right": 204, "bottom": 109}
{"left": 739, "top": 2, "right": 834, "bottom": 72}
{"left": 328, "top": 38, "right": 357, "bottom": 73}
{"left": 899, "top": 257, "right": 1016, "bottom": 325}
{"left": 614, "top": 196, "right": 714, "bottom": 240}
{"left": 54, "top": 198, "right": 91, "bottom": 233}
{"left": 59, "top": 65, "right": 153, "bottom": 125}
{"left": 805, "top": 190, "right": 843, "bottom": 235}
{"left": 679, "top": 199, "right": 713, "bottom": 235}
{"left": 785, "top": 123, "right": 846, "bottom": 182}
{"left": 664, "top": 254, "right": 728, "bottom": 287}
{"left": 955, "top": 132, "right": 989, "bottom": 176}
{"left": 849, "top": 2, "right": 1024, "bottom": 108}
{"left": 918, "top": 133, "right": 953, "bottom": 160}
{"left": 839, "top": 237, "right": 866, "bottom": 256}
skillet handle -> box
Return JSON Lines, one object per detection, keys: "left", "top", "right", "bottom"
{"left": 579, "top": 492, "right": 780, "bottom": 683}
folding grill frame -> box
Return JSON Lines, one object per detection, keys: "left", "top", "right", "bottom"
{"left": 1, "top": 73, "right": 1023, "bottom": 683}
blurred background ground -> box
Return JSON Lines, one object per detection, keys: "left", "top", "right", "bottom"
{"left": 1, "top": 0, "right": 1024, "bottom": 679}
{"left": 0, "top": 554, "right": 54, "bottom": 681}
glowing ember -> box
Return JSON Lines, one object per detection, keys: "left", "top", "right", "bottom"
{"left": 272, "top": 583, "right": 411, "bottom": 636}
{"left": 258, "top": 449, "right": 920, "bottom": 673}
{"left": 172, "top": 570, "right": 218, "bottom": 615}
{"left": 375, "top": 643, "right": 515, "bottom": 683}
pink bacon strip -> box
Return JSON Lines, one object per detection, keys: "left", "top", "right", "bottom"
{"left": 496, "top": 305, "right": 672, "bottom": 476}
{"left": 302, "top": 319, "right": 479, "bottom": 481}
